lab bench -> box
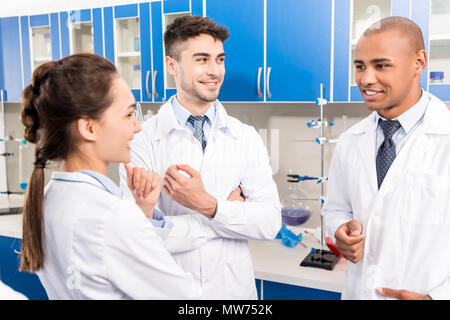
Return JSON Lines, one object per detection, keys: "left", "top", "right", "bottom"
{"left": 0, "top": 214, "right": 347, "bottom": 300}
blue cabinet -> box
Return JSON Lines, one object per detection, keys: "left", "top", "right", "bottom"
{"left": 266, "top": 0, "right": 332, "bottom": 102}
{"left": 255, "top": 279, "right": 341, "bottom": 300}
{"left": 206, "top": 0, "right": 264, "bottom": 102}
{"left": 207, "top": 0, "right": 332, "bottom": 102}
{"left": 0, "top": 236, "right": 48, "bottom": 300}
{"left": 0, "top": 17, "right": 22, "bottom": 102}
{"left": 3, "top": 1, "right": 447, "bottom": 103}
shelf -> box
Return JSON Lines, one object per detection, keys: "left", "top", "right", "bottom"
{"left": 117, "top": 52, "right": 141, "bottom": 58}
{"left": 33, "top": 57, "right": 52, "bottom": 62}
{"left": 430, "top": 34, "right": 450, "bottom": 41}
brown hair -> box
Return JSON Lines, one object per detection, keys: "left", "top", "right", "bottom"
{"left": 363, "top": 16, "right": 425, "bottom": 54}
{"left": 164, "top": 15, "right": 230, "bottom": 60}
{"left": 19, "top": 53, "right": 118, "bottom": 272}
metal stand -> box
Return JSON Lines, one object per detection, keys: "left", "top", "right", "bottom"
{"left": 294, "top": 84, "right": 340, "bottom": 271}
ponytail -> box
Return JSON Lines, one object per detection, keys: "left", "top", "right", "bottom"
{"left": 19, "top": 163, "right": 46, "bottom": 272}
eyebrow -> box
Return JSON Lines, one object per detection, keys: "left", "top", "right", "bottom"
{"left": 354, "top": 58, "right": 392, "bottom": 64}
{"left": 127, "top": 103, "right": 136, "bottom": 111}
{"left": 192, "top": 52, "right": 226, "bottom": 58}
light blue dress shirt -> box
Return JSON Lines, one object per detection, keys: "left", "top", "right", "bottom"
{"left": 375, "top": 89, "right": 429, "bottom": 156}
{"left": 171, "top": 95, "right": 216, "bottom": 141}
{"left": 77, "top": 170, "right": 166, "bottom": 228}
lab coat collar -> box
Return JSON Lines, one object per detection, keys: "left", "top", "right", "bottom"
{"left": 348, "top": 91, "right": 449, "bottom": 136}
{"left": 421, "top": 93, "right": 450, "bottom": 135}
{"left": 155, "top": 95, "right": 240, "bottom": 140}
{"left": 51, "top": 171, "right": 122, "bottom": 198}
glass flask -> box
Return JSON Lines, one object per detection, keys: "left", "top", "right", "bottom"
{"left": 281, "top": 171, "right": 312, "bottom": 226}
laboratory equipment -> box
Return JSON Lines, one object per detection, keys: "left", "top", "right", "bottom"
{"left": 275, "top": 224, "right": 306, "bottom": 248}
{"left": 143, "top": 109, "right": 154, "bottom": 122}
{"left": 135, "top": 102, "right": 144, "bottom": 124}
{"left": 19, "top": 139, "right": 32, "bottom": 191}
{"left": 293, "top": 83, "right": 340, "bottom": 271}
{"left": 281, "top": 171, "right": 312, "bottom": 226}
{"left": 301, "top": 248, "right": 339, "bottom": 271}
{"left": 306, "top": 119, "right": 334, "bottom": 128}
{"left": 430, "top": 71, "right": 444, "bottom": 84}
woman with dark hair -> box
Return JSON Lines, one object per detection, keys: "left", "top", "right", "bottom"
{"left": 19, "top": 53, "right": 204, "bottom": 299}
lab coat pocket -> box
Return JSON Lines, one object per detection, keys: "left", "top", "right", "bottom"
{"left": 400, "top": 171, "right": 449, "bottom": 225}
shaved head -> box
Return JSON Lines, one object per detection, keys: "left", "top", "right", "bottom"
{"left": 363, "top": 16, "right": 425, "bottom": 55}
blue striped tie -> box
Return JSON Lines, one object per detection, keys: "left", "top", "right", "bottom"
{"left": 376, "top": 119, "right": 401, "bottom": 189}
{"left": 187, "top": 115, "right": 207, "bottom": 152}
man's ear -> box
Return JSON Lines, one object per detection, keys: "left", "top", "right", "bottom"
{"left": 76, "top": 117, "right": 98, "bottom": 142}
{"left": 166, "top": 55, "right": 178, "bottom": 77}
{"left": 415, "top": 49, "right": 427, "bottom": 75}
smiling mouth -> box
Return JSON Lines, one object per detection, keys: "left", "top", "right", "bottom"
{"left": 361, "top": 88, "right": 384, "bottom": 99}
{"left": 199, "top": 80, "right": 219, "bottom": 89}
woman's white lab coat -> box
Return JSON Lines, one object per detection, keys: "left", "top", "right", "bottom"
{"left": 37, "top": 171, "right": 203, "bottom": 299}
{"left": 322, "top": 92, "right": 450, "bottom": 300}
{"left": 0, "top": 280, "right": 27, "bottom": 300}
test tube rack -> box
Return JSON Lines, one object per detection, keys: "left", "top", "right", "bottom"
{"left": 292, "top": 83, "right": 340, "bottom": 271}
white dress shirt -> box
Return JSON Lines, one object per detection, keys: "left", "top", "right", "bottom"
{"left": 119, "top": 95, "right": 282, "bottom": 299}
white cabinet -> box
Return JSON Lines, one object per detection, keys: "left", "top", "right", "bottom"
{"left": 429, "top": 0, "right": 450, "bottom": 84}
{"left": 115, "top": 17, "right": 141, "bottom": 90}
{"left": 31, "top": 26, "right": 52, "bottom": 71}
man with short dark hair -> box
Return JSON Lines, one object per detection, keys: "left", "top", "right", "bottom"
{"left": 322, "top": 16, "right": 449, "bottom": 300}
{"left": 120, "top": 15, "right": 281, "bottom": 299}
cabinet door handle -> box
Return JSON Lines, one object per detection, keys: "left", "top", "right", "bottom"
{"left": 145, "top": 70, "right": 151, "bottom": 99}
{"left": 152, "top": 70, "right": 158, "bottom": 99}
{"left": 257, "top": 67, "right": 262, "bottom": 98}
{"left": 267, "top": 67, "right": 272, "bottom": 99}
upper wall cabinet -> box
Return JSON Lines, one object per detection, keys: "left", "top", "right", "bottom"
{"left": 0, "top": 17, "right": 22, "bottom": 102}
{"left": 266, "top": 0, "right": 332, "bottom": 102}
{"left": 428, "top": 0, "right": 450, "bottom": 100}
{"left": 206, "top": 0, "right": 332, "bottom": 102}
{"left": 1, "top": 1, "right": 449, "bottom": 104}
{"left": 206, "top": 0, "right": 264, "bottom": 102}
{"left": 58, "top": 9, "right": 104, "bottom": 58}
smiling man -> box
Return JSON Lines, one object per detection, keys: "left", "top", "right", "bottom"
{"left": 119, "top": 16, "right": 281, "bottom": 299}
{"left": 322, "top": 16, "right": 449, "bottom": 300}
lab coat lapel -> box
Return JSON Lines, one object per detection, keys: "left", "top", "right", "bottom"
{"left": 374, "top": 92, "right": 447, "bottom": 197}
{"left": 352, "top": 113, "right": 378, "bottom": 197}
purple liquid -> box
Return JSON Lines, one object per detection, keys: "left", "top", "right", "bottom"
{"left": 281, "top": 209, "right": 311, "bottom": 226}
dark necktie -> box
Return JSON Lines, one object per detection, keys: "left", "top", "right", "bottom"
{"left": 187, "top": 115, "right": 207, "bottom": 152}
{"left": 376, "top": 119, "right": 402, "bottom": 189}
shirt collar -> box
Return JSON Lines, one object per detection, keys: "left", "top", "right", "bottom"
{"left": 171, "top": 95, "right": 216, "bottom": 127}
{"left": 375, "top": 89, "right": 429, "bottom": 134}
{"left": 156, "top": 94, "right": 239, "bottom": 139}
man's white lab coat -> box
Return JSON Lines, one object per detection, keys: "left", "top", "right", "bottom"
{"left": 120, "top": 96, "right": 282, "bottom": 299}
{"left": 322, "top": 92, "right": 450, "bottom": 300}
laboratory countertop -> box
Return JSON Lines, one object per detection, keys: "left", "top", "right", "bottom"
{"left": 248, "top": 226, "right": 348, "bottom": 293}
{"left": 0, "top": 214, "right": 347, "bottom": 293}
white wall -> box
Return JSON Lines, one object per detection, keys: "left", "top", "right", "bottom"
{"left": 0, "top": 0, "right": 158, "bottom": 18}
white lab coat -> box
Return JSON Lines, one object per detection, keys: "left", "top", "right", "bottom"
{"left": 0, "top": 280, "right": 27, "bottom": 300}
{"left": 119, "top": 96, "right": 282, "bottom": 299}
{"left": 38, "top": 171, "right": 212, "bottom": 300}
{"left": 322, "top": 92, "right": 450, "bottom": 300}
